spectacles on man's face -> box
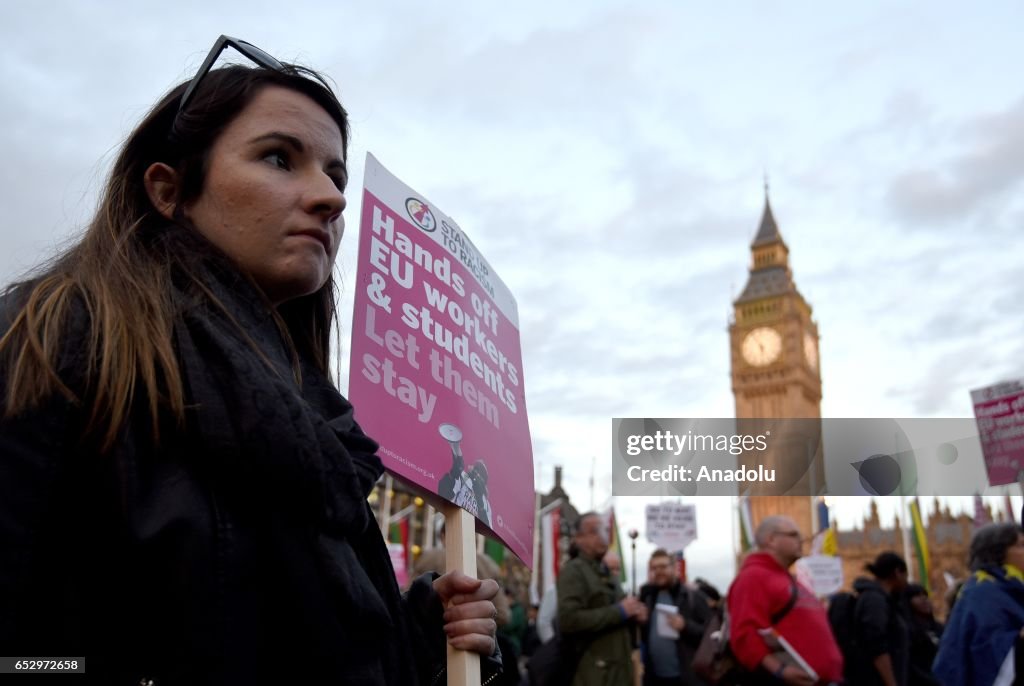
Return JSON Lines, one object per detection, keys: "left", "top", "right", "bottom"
{"left": 176, "top": 35, "right": 284, "bottom": 119}
{"left": 775, "top": 530, "right": 803, "bottom": 540}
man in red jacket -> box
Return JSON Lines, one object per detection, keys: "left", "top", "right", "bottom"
{"left": 728, "top": 515, "right": 843, "bottom": 685}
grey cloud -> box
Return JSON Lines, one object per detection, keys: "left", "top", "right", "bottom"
{"left": 886, "top": 95, "right": 1024, "bottom": 225}
{"left": 336, "top": 7, "right": 665, "bottom": 136}
{"left": 887, "top": 347, "right": 999, "bottom": 416}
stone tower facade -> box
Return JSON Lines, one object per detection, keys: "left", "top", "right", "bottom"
{"left": 730, "top": 194, "right": 824, "bottom": 537}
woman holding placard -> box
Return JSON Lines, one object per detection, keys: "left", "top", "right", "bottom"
{"left": 0, "top": 35, "right": 499, "bottom": 684}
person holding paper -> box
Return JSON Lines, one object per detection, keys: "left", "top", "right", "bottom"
{"left": 728, "top": 516, "right": 843, "bottom": 685}
{"left": 0, "top": 35, "right": 499, "bottom": 685}
{"left": 638, "top": 548, "right": 712, "bottom": 686}
{"left": 558, "top": 512, "right": 648, "bottom": 686}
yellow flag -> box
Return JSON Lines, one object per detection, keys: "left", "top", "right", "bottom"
{"left": 821, "top": 527, "right": 838, "bottom": 556}
{"left": 909, "top": 498, "right": 930, "bottom": 592}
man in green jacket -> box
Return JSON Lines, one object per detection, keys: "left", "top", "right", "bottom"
{"left": 558, "top": 512, "right": 648, "bottom": 686}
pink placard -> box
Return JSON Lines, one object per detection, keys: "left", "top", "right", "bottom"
{"left": 972, "top": 379, "right": 1024, "bottom": 487}
{"left": 349, "top": 154, "right": 535, "bottom": 566}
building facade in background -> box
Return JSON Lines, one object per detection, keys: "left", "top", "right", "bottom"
{"left": 837, "top": 498, "right": 1002, "bottom": 617}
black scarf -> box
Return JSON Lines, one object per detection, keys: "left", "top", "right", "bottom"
{"left": 168, "top": 248, "right": 423, "bottom": 684}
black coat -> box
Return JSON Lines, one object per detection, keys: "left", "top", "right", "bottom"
{"left": 639, "top": 581, "right": 712, "bottom": 686}
{"left": 0, "top": 247, "right": 497, "bottom": 685}
{"left": 907, "top": 614, "right": 942, "bottom": 686}
{"left": 849, "top": 577, "right": 910, "bottom": 686}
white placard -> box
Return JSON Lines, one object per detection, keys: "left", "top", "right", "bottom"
{"left": 794, "top": 554, "right": 843, "bottom": 596}
{"left": 645, "top": 502, "right": 697, "bottom": 550}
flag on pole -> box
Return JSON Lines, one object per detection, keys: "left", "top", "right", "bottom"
{"left": 388, "top": 516, "right": 410, "bottom": 558}
{"left": 816, "top": 499, "right": 830, "bottom": 531}
{"left": 812, "top": 527, "right": 838, "bottom": 556}
{"left": 606, "top": 507, "right": 628, "bottom": 585}
{"left": 909, "top": 498, "right": 931, "bottom": 592}
{"left": 484, "top": 538, "right": 506, "bottom": 566}
{"left": 538, "top": 507, "right": 560, "bottom": 595}
{"left": 738, "top": 497, "right": 754, "bottom": 552}
{"left": 529, "top": 493, "right": 542, "bottom": 606}
{"left": 810, "top": 498, "right": 837, "bottom": 556}
{"left": 675, "top": 551, "right": 687, "bottom": 583}
{"left": 388, "top": 515, "right": 410, "bottom": 587}
{"left": 821, "top": 528, "right": 838, "bottom": 556}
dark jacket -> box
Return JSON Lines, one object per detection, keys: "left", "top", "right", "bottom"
{"left": 639, "top": 581, "right": 712, "bottom": 686}
{"left": 557, "top": 555, "right": 633, "bottom": 686}
{"left": 849, "top": 577, "right": 910, "bottom": 686}
{"left": 906, "top": 613, "right": 942, "bottom": 686}
{"left": 0, "top": 245, "right": 498, "bottom": 685}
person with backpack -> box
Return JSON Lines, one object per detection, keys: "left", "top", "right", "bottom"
{"left": 843, "top": 552, "right": 911, "bottom": 686}
{"left": 728, "top": 516, "right": 843, "bottom": 685}
{"left": 638, "top": 549, "right": 713, "bottom": 686}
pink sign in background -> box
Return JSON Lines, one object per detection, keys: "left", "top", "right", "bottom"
{"left": 388, "top": 543, "right": 409, "bottom": 589}
{"left": 972, "top": 379, "right": 1024, "bottom": 487}
{"left": 349, "top": 154, "right": 535, "bottom": 566}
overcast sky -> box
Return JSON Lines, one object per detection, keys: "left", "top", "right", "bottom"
{"left": 3, "top": 1, "right": 1022, "bottom": 592}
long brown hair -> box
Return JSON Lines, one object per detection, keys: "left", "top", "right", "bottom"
{"left": 0, "top": 64, "right": 350, "bottom": 451}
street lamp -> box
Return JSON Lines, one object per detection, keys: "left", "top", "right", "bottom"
{"left": 628, "top": 528, "right": 639, "bottom": 595}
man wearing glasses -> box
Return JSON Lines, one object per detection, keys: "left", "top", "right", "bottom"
{"left": 728, "top": 516, "right": 844, "bottom": 685}
{"left": 638, "top": 548, "right": 713, "bottom": 685}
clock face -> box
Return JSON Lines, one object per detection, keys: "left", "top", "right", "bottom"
{"left": 741, "top": 327, "right": 782, "bottom": 366}
{"left": 803, "top": 333, "right": 818, "bottom": 371}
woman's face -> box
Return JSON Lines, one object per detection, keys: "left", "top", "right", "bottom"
{"left": 185, "top": 85, "right": 347, "bottom": 305}
{"left": 1004, "top": 532, "right": 1024, "bottom": 571}
{"left": 909, "top": 593, "right": 932, "bottom": 616}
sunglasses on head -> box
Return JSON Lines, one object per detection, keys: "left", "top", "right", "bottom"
{"left": 176, "top": 35, "right": 284, "bottom": 119}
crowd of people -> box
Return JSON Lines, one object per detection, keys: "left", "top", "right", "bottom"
{"left": 492, "top": 513, "right": 1024, "bottom": 686}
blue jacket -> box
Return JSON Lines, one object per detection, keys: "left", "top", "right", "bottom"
{"left": 932, "top": 565, "right": 1024, "bottom": 686}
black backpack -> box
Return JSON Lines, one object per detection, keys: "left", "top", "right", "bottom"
{"left": 826, "top": 591, "right": 859, "bottom": 663}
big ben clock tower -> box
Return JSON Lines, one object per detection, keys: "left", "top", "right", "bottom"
{"left": 730, "top": 190, "right": 824, "bottom": 538}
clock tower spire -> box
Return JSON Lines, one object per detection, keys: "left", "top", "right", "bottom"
{"left": 729, "top": 192, "right": 824, "bottom": 539}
